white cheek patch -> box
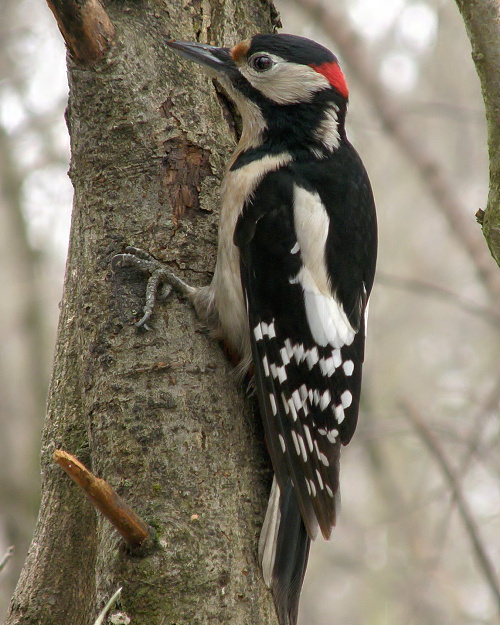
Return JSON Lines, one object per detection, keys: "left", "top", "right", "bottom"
{"left": 316, "top": 104, "right": 340, "bottom": 151}
{"left": 241, "top": 56, "right": 331, "bottom": 105}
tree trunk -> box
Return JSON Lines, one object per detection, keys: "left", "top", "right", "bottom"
{"left": 455, "top": 0, "right": 500, "bottom": 267}
{"left": 6, "top": 2, "right": 282, "bottom": 623}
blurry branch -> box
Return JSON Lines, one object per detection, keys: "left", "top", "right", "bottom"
{"left": 405, "top": 101, "right": 484, "bottom": 123}
{"left": 54, "top": 450, "right": 153, "bottom": 550}
{"left": 358, "top": 408, "right": 461, "bottom": 624}
{"left": 378, "top": 271, "right": 500, "bottom": 327}
{"left": 46, "top": 0, "right": 115, "bottom": 64}
{"left": 362, "top": 436, "right": 422, "bottom": 549}
{"left": 13, "top": 104, "right": 69, "bottom": 170}
{"left": 293, "top": 0, "right": 500, "bottom": 301}
{"left": 455, "top": 0, "right": 500, "bottom": 267}
{"left": 403, "top": 402, "right": 500, "bottom": 613}
{"left": 459, "top": 378, "right": 500, "bottom": 471}
{"left": 0, "top": 546, "right": 14, "bottom": 573}
{"left": 434, "top": 377, "right": 500, "bottom": 560}
{"left": 0, "top": 125, "right": 48, "bottom": 410}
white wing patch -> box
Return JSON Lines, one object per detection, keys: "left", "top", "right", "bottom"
{"left": 291, "top": 185, "right": 355, "bottom": 348}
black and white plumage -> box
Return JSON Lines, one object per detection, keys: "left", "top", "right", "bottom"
{"left": 166, "top": 34, "right": 377, "bottom": 625}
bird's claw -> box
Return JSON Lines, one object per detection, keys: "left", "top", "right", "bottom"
{"left": 112, "top": 246, "right": 194, "bottom": 328}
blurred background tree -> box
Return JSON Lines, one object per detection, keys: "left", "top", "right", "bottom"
{"left": 0, "top": 0, "right": 71, "bottom": 612}
{"left": 0, "top": 0, "right": 498, "bottom": 623}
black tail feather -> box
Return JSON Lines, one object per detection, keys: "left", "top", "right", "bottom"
{"left": 269, "top": 479, "right": 311, "bottom": 625}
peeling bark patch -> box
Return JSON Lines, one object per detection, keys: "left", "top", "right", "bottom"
{"left": 161, "top": 136, "right": 212, "bottom": 228}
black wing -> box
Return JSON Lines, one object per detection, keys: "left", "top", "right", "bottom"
{"left": 235, "top": 151, "right": 376, "bottom": 541}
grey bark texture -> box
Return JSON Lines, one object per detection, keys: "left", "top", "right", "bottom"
{"left": 6, "top": 1, "right": 282, "bottom": 624}
{"left": 455, "top": 0, "right": 500, "bottom": 267}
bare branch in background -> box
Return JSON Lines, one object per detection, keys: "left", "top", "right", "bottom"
{"left": 455, "top": 0, "right": 500, "bottom": 266}
{"left": 459, "top": 378, "right": 500, "bottom": 473}
{"left": 377, "top": 271, "right": 500, "bottom": 327}
{"left": 0, "top": 547, "right": 14, "bottom": 574}
{"left": 403, "top": 402, "right": 500, "bottom": 614}
{"left": 433, "top": 378, "right": 500, "bottom": 562}
{"left": 293, "top": 0, "right": 500, "bottom": 301}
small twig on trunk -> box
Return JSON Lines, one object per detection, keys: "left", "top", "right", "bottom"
{"left": 0, "top": 546, "right": 14, "bottom": 573}
{"left": 402, "top": 402, "right": 500, "bottom": 613}
{"left": 93, "top": 587, "right": 123, "bottom": 625}
{"left": 54, "top": 449, "right": 153, "bottom": 550}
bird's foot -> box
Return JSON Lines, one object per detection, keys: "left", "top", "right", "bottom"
{"left": 112, "top": 246, "right": 195, "bottom": 329}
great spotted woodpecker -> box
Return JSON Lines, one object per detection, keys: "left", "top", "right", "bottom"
{"left": 113, "top": 33, "right": 377, "bottom": 625}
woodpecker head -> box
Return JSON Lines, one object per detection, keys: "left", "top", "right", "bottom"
{"left": 167, "top": 34, "right": 349, "bottom": 158}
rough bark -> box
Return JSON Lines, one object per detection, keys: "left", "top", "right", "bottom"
{"left": 455, "top": 0, "right": 500, "bottom": 267}
{"left": 7, "top": 1, "right": 282, "bottom": 624}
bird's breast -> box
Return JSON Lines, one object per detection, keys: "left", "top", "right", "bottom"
{"left": 209, "top": 152, "right": 293, "bottom": 364}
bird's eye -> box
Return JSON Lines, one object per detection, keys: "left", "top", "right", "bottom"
{"left": 250, "top": 54, "right": 273, "bottom": 72}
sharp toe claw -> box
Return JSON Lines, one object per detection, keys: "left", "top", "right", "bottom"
{"left": 135, "top": 313, "right": 151, "bottom": 328}
{"left": 158, "top": 284, "right": 173, "bottom": 302}
{"left": 111, "top": 254, "right": 125, "bottom": 271}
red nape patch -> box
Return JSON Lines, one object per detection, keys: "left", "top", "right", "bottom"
{"left": 311, "top": 62, "right": 349, "bottom": 99}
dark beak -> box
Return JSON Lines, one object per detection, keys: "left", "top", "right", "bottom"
{"left": 166, "top": 40, "right": 236, "bottom": 75}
